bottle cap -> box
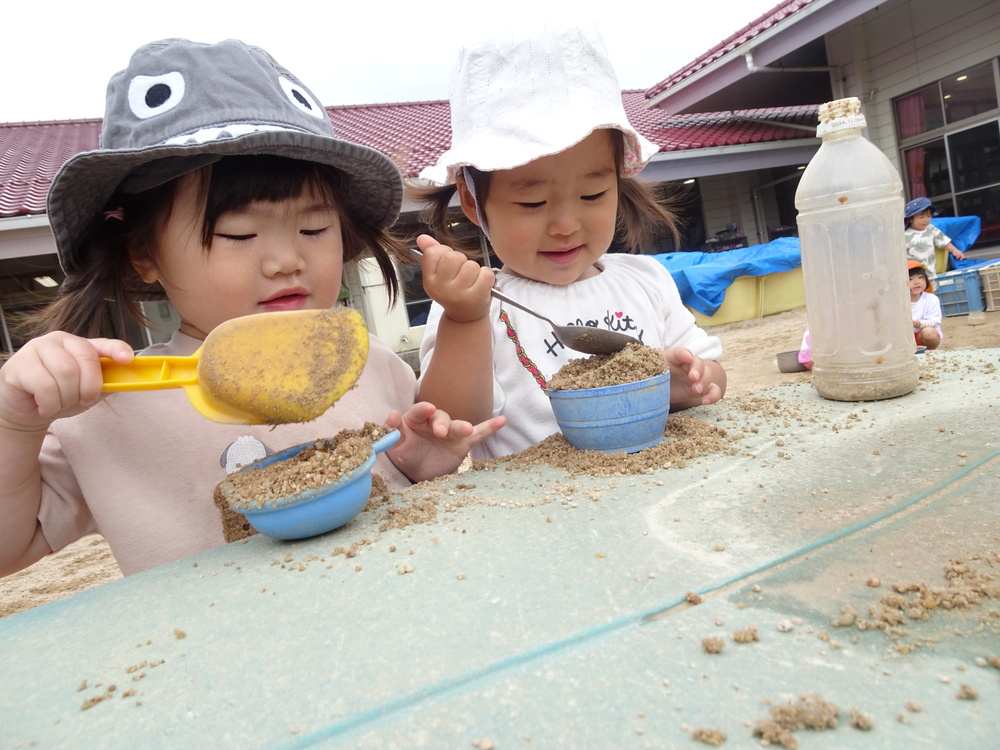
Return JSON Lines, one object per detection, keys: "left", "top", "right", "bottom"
{"left": 816, "top": 97, "right": 866, "bottom": 136}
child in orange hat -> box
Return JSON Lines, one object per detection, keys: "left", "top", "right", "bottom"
{"left": 908, "top": 260, "right": 942, "bottom": 349}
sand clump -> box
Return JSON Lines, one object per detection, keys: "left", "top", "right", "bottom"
{"left": 691, "top": 727, "right": 726, "bottom": 745}
{"left": 546, "top": 342, "right": 668, "bottom": 390}
{"left": 732, "top": 624, "right": 760, "bottom": 643}
{"left": 830, "top": 554, "right": 1000, "bottom": 652}
{"left": 701, "top": 636, "right": 725, "bottom": 654}
{"left": 753, "top": 693, "right": 841, "bottom": 749}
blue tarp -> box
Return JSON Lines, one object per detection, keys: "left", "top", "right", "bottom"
{"left": 654, "top": 217, "right": 982, "bottom": 317}
{"left": 935, "top": 216, "right": 983, "bottom": 269}
{"left": 653, "top": 237, "right": 802, "bottom": 316}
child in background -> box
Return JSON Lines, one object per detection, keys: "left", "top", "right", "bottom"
{"left": 908, "top": 260, "right": 943, "bottom": 349}
{"left": 0, "top": 39, "right": 503, "bottom": 578}
{"left": 904, "top": 197, "right": 965, "bottom": 281}
{"left": 410, "top": 23, "right": 726, "bottom": 460}
{"left": 797, "top": 329, "right": 814, "bottom": 370}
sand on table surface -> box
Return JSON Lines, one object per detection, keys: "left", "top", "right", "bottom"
{"left": 2, "top": 305, "right": 997, "bottom": 619}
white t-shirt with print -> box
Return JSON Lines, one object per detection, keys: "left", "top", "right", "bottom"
{"left": 419, "top": 254, "right": 723, "bottom": 460}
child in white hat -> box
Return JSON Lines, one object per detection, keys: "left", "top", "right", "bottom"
{"left": 411, "top": 22, "right": 726, "bottom": 460}
{"left": 0, "top": 38, "right": 503, "bottom": 578}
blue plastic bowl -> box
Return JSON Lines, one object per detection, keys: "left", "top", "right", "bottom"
{"left": 222, "top": 430, "right": 400, "bottom": 540}
{"left": 546, "top": 372, "right": 671, "bottom": 454}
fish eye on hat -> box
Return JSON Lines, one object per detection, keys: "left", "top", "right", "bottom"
{"left": 47, "top": 37, "right": 402, "bottom": 276}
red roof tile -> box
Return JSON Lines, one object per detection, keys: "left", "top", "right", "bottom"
{"left": 623, "top": 93, "right": 816, "bottom": 151}
{"left": 1, "top": 96, "right": 815, "bottom": 219}
{"left": 0, "top": 119, "right": 100, "bottom": 216}
{"left": 644, "top": 0, "right": 815, "bottom": 100}
{"left": 329, "top": 99, "right": 452, "bottom": 180}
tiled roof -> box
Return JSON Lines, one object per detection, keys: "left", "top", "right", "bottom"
{"left": 329, "top": 99, "right": 451, "bottom": 181}
{"left": 623, "top": 94, "right": 816, "bottom": 151}
{"left": 644, "top": 0, "right": 815, "bottom": 100}
{"left": 0, "top": 95, "right": 815, "bottom": 218}
{"left": 0, "top": 119, "right": 100, "bottom": 217}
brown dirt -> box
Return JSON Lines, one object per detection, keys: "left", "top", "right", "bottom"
{"left": 3, "top": 306, "right": 998, "bottom": 618}
{"left": 754, "top": 693, "right": 842, "bottom": 748}
{"left": 546, "top": 342, "right": 667, "bottom": 390}
{"left": 221, "top": 423, "right": 391, "bottom": 510}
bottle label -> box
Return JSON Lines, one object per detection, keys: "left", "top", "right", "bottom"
{"left": 817, "top": 113, "right": 867, "bottom": 137}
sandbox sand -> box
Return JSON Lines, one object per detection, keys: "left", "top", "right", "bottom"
{"left": 2, "top": 305, "right": 997, "bottom": 618}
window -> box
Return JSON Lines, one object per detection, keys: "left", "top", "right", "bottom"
{"left": 901, "top": 138, "right": 949, "bottom": 199}
{"left": 895, "top": 83, "right": 944, "bottom": 139}
{"left": 399, "top": 261, "right": 432, "bottom": 327}
{"left": 943, "top": 64, "right": 998, "bottom": 124}
{"left": 893, "top": 59, "right": 1000, "bottom": 250}
{"left": 947, "top": 122, "right": 1000, "bottom": 193}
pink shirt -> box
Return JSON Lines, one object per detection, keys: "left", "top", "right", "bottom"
{"left": 38, "top": 331, "right": 415, "bottom": 575}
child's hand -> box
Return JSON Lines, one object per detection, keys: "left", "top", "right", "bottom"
{"left": 661, "top": 347, "right": 726, "bottom": 410}
{"left": 950, "top": 247, "right": 966, "bottom": 260}
{"left": 383, "top": 402, "right": 506, "bottom": 483}
{"left": 0, "top": 332, "right": 133, "bottom": 432}
{"left": 416, "top": 234, "right": 495, "bottom": 324}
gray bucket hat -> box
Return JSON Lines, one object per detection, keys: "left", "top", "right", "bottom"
{"left": 48, "top": 38, "right": 402, "bottom": 275}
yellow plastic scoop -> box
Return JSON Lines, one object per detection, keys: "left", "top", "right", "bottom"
{"left": 101, "top": 308, "right": 369, "bottom": 424}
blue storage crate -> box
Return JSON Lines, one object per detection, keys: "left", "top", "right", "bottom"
{"left": 935, "top": 267, "right": 985, "bottom": 317}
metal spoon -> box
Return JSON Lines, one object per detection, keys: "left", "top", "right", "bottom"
{"left": 410, "top": 248, "right": 640, "bottom": 355}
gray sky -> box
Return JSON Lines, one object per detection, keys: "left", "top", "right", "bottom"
{"left": 2, "top": 0, "right": 779, "bottom": 123}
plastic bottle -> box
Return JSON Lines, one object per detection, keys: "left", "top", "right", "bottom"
{"left": 794, "top": 97, "right": 918, "bottom": 401}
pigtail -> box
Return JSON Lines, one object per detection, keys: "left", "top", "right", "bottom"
{"left": 339, "top": 211, "right": 409, "bottom": 306}
{"left": 26, "top": 211, "right": 159, "bottom": 341}
{"left": 405, "top": 181, "right": 485, "bottom": 257}
{"left": 614, "top": 178, "right": 681, "bottom": 253}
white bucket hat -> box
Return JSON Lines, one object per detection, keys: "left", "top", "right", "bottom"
{"left": 419, "top": 21, "right": 658, "bottom": 186}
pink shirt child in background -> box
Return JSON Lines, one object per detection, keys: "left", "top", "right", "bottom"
{"left": 797, "top": 329, "right": 813, "bottom": 369}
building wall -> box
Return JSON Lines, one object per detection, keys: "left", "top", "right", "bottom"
{"left": 826, "top": 0, "right": 1000, "bottom": 165}
{"left": 699, "top": 171, "right": 765, "bottom": 244}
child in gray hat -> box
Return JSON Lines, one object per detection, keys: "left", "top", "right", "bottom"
{"left": 0, "top": 38, "right": 503, "bottom": 577}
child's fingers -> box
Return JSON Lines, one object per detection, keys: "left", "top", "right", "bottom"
{"left": 396, "top": 401, "right": 437, "bottom": 432}
{"left": 700, "top": 382, "right": 724, "bottom": 405}
{"left": 660, "top": 346, "right": 694, "bottom": 368}
{"left": 416, "top": 234, "right": 443, "bottom": 252}
{"left": 70, "top": 337, "right": 134, "bottom": 405}
{"left": 383, "top": 409, "right": 403, "bottom": 431}
{"left": 470, "top": 415, "right": 506, "bottom": 442}
{"left": 7, "top": 334, "right": 134, "bottom": 420}
{"left": 34, "top": 337, "right": 101, "bottom": 413}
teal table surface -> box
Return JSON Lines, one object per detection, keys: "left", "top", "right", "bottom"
{"left": 2, "top": 350, "right": 998, "bottom": 748}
